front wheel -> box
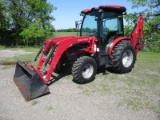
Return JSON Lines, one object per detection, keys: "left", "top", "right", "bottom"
{"left": 72, "top": 56, "right": 97, "bottom": 84}
{"left": 110, "top": 41, "right": 136, "bottom": 73}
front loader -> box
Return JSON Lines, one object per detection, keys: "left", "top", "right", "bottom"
{"left": 13, "top": 5, "right": 144, "bottom": 101}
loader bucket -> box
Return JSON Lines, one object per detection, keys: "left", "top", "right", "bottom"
{"left": 13, "top": 61, "right": 49, "bottom": 101}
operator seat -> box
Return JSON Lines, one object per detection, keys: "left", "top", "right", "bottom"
{"left": 104, "top": 31, "right": 120, "bottom": 54}
{"left": 99, "top": 31, "right": 117, "bottom": 55}
{"left": 105, "top": 31, "right": 117, "bottom": 44}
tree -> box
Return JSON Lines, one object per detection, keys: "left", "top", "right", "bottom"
{"left": 126, "top": 0, "right": 160, "bottom": 52}
{"left": 124, "top": 12, "right": 139, "bottom": 35}
{"left": 0, "top": 0, "right": 56, "bottom": 46}
{"left": 20, "top": 23, "right": 54, "bottom": 45}
{"left": 0, "top": 0, "right": 12, "bottom": 46}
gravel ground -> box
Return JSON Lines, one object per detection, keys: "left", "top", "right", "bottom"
{"left": 0, "top": 50, "right": 32, "bottom": 57}
{"left": 0, "top": 50, "right": 157, "bottom": 120}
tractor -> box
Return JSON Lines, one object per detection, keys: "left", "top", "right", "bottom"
{"left": 13, "top": 5, "right": 144, "bottom": 101}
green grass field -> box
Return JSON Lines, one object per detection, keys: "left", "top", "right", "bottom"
{"left": 0, "top": 47, "right": 160, "bottom": 119}
{"left": 53, "top": 32, "right": 78, "bottom": 38}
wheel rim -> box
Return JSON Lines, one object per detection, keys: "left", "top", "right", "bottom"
{"left": 122, "top": 50, "right": 133, "bottom": 67}
{"left": 82, "top": 64, "right": 94, "bottom": 79}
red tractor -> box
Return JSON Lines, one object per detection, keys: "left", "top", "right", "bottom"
{"left": 14, "top": 5, "right": 144, "bottom": 101}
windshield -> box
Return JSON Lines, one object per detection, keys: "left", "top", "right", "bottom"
{"left": 81, "top": 12, "right": 98, "bottom": 36}
{"left": 80, "top": 12, "right": 121, "bottom": 37}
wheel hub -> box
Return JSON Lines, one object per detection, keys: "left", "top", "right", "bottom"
{"left": 82, "top": 64, "right": 94, "bottom": 79}
{"left": 122, "top": 50, "right": 133, "bottom": 67}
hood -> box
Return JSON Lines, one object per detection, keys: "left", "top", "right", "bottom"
{"left": 45, "top": 36, "right": 97, "bottom": 44}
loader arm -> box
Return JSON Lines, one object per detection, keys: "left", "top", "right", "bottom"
{"left": 36, "top": 36, "right": 96, "bottom": 83}
{"left": 130, "top": 14, "right": 144, "bottom": 54}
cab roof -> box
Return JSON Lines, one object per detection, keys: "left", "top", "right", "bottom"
{"left": 81, "top": 5, "right": 126, "bottom": 14}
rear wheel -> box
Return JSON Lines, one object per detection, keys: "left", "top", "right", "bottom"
{"left": 72, "top": 56, "right": 97, "bottom": 84}
{"left": 110, "top": 41, "right": 136, "bottom": 73}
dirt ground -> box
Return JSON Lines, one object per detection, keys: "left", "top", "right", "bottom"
{"left": 0, "top": 50, "right": 158, "bottom": 120}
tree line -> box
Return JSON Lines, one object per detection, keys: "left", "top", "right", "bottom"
{"left": 0, "top": 0, "right": 56, "bottom": 46}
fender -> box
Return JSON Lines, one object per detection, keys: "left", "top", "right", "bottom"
{"left": 107, "top": 36, "right": 131, "bottom": 55}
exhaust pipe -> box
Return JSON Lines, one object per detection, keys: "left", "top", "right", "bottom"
{"left": 13, "top": 61, "right": 49, "bottom": 101}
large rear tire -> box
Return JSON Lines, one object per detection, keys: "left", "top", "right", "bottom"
{"left": 110, "top": 41, "right": 136, "bottom": 73}
{"left": 72, "top": 56, "right": 97, "bottom": 84}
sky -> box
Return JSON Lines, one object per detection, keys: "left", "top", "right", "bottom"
{"left": 47, "top": 0, "right": 141, "bottom": 30}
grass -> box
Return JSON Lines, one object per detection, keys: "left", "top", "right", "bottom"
{"left": 1, "top": 65, "right": 14, "bottom": 70}
{"left": 53, "top": 32, "right": 78, "bottom": 38}
{"left": 0, "top": 45, "right": 5, "bottom": 50}
{"left": 31, "top": 100, "right": 40, "bottom": 106}
{"left": 137, "top": 52, "right": 160, "bottom": 61}
{"left": 78, "top": 51, "right": 160, "bottom": 119}
{"left": 45, "top": 106, "right": 53, "bottom": 111}
{"left": 0, "top": 47, "right": 39, "bottom": 66}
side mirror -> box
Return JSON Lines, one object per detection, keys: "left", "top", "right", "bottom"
{"left": 123, "top": 12, "right": 127, "bottom": 15}
{"left": 75, "top": 21, "right": 79, "bottom": 29}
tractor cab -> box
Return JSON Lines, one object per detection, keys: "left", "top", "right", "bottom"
{"left": 79, "top": 5, "right": 126, "bottom": 53}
